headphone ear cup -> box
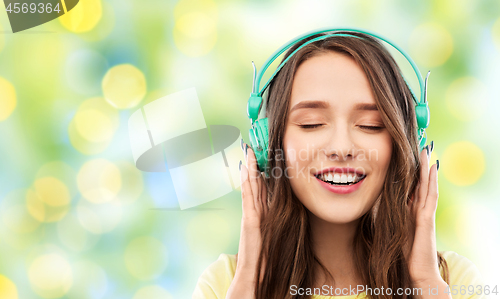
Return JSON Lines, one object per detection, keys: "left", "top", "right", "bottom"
{"left": 415, "top": 102, "right": 430, "bottom": 152}
{"left": 415, "top": 102, "right": 430, "bottom": 130}
{"left": 248, "top": 118, "right": 269, "bottom": 175}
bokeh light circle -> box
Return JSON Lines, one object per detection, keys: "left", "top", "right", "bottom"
{"left": 68, "top": 121, "right": 109, "bottom": 155}
{"left": 0, "top": 77, "right": 17, "bottom": 121}
{"left": 409, "top": 23, "right": 454, "bottom": 67}
{"left": 133, "top": 285, "right": 172, "bottom": 299}
{"left": 27, "top": 177, "right": 71, "bottom": 223}
{"left": 76, "top": 1, "right": 116, "bottom": 42}
{"left": 124, "top": 237, "right": 168, "bottom": 280}
{"left": 28, "top": 254, "right": 73, "bottom": 298}
{"left": 59, "top": 0, "right": 103, "bottom": 33}
{"left": 102, "top": 64, "right": 147, "bottom": 109}
{"left": 445, "top": 77, "right": 488, "bottom": 121}
{"left": 35, "top": 161, "right": 78, "bottom": 199}
{"left": 68, "top": 97, "right": 119, "bottom": 155}
{"left": 76, "top": 197, "right": 122, "bottom": 234}
{"left": 77, "top": 159, "right": 122, "bottom": 204}
{"left": 0, "top": 275, "right": 18, "bottom": 299}
{"left": 34, "top": 177, "right": 71, "bottom": 207}
{"left": 74, "top": 109, "right": 115, "bottom": 143}
{"left": 173, "top": 11, "right": 217, "bottom": 57}
{"left": 441, "top": 141, "right": 485, "bottom": 186}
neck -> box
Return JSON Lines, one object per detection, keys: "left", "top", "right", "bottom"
{"left": 309, "top": 211, "right": 364, "bottom": 290}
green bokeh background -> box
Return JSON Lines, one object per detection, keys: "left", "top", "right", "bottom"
{"left": 0, "top": 0, "right": 499, "bottom": 298}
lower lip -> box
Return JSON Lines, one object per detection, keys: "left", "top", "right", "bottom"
{"left": 315, "top": 175, "right": 366, "bottom": 194}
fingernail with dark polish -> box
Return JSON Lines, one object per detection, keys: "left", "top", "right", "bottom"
{"left": 245, "top": 144, "right": 248, "bottom": 156}
{"left": 239, "top": 160, "right": 242, "bottom": 171}
{"left": 436, "top": 160, "right": 439, "bottom": 171}
{"left": 426, "top": 145, "right": 430, "bottom": 157}
{"left": 240, "top": 138, "right": 244, "bottom": 151}
{"left": 430, "top": 140, "right": 434, "bottom": 153}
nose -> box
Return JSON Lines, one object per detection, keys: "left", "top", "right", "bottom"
{"left": 322, "top": 125, "right": 358, "bottom": 162}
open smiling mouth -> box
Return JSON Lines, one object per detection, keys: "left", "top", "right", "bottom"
{"left": 314, "top": 173, "right": 367, "bottom": 186}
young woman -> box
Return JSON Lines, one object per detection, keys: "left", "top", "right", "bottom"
{"left": 193, "top": 31, "right": 486, "bottom": 299}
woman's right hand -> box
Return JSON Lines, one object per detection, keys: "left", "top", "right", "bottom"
{"left": 226, "top": 141, "right": 268, "bottom": 299}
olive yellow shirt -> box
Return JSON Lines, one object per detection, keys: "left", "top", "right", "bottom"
{"left": 193, "top": 251, "right": 488, "bottom": 299}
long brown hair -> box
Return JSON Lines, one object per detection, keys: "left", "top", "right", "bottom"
{"left": 254, "top": 31, "right": 449, "bottom": 299}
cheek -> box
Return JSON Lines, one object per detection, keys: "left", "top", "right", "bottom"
{"left": 282, "top": 141, "right": 310, "bottom": 203}
{"left": 283, "top": 133, "right": 308, "bottom": 185}
{"left": 283, "top": 133, "right": 312, "bottom": 168}
{"left": 369, "top": 133, "right": 393, "bottom": 179}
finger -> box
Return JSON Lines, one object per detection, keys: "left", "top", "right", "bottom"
{"left": 411, "top": 150, "right": 423, "bottom": 212}
{"left": 244, "top": 144, "right": 257, "bottom": 197}
{"left": 246, "top": 145, "right": 262, "bottom": 214}
{"left": 240, "top": 163, "right": 256, "bottom": 219}
{"left": 243, "top": 144, "right": 259, "bottom": 214}
{"left": 418, "top": 145, "right": 430, "bottom": 209}
{"left": 414, "top": 163, "right": 439, "bottom": 244}
{"left": 250, "top": 147, "right": 264, "bottom": 217}
{"left": 423, "top": 162, "right": 439, "bottom": 214}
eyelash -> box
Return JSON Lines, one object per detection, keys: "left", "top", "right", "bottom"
{"left": 299, "top": 124, "right": 323, "bottom": 129}
{"left": 359, "top": 125, "right": 384, "bottom": 131}
{"left": 298, "top": 124, "right": 384, "bottom": 131}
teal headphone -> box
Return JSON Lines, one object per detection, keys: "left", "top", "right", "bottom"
{"left": 246, "top": 27, "right": 430, "bottom": 177}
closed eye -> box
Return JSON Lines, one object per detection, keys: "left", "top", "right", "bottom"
{"left": 359, "top": 125, "right": 384, "bottom": 131}
{"left": 299, "top": 124, "right": 323, "bottom": 129}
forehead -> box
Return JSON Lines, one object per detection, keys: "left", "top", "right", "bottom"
{"left": 289, "top": 51, "right": 376, "bottom": 109}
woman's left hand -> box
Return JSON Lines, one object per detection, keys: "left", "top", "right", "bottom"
{"left": 406, "top": 142, "right": 444, "bottom": 287}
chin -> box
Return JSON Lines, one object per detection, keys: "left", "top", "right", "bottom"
{"left": 316, "top": 213, "right": 361, "bottom": 224}
{"left": 307, "top": 200, "right": 370, "bottom": 224}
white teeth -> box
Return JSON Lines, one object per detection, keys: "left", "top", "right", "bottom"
{"left": 333, "top": 173, "right": 340, "bottom": 182}
{"left": 326, "top": 173, "right": 333, "bottom": 181}
{"left": 347, "top": 174, "right": 354, "bottom": 182}
{"left": 318, "top": 172, "right": 364, "bottom": 184}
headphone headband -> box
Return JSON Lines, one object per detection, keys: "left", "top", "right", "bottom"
{"left": 249, "top": 27, "right": 428, "bottom": 122}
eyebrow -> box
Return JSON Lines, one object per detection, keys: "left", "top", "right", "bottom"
{"left": 290, "top": 100, "right": 329, "bottom": 113}
{"left": 289, "top": 100, "right": 379, "bottom": 113}
{"left": 353, "top": 102, "right": 379, "bottom": 111}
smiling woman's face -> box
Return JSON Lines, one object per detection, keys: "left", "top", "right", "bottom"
{"left": 283, "top": 51, "right": 393, "bottom": 224}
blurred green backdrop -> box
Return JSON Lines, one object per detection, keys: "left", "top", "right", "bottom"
{"left": 0, "top": 0, "right": 499, "bottom": 298}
